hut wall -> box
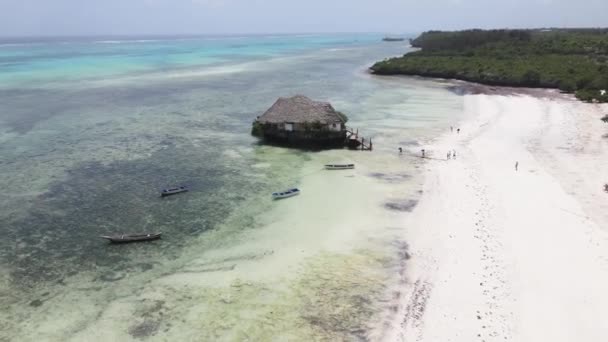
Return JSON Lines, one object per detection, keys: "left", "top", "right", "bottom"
{"left": 259, "top": 122, "right": 345, "bottom": 147}
{"left": 328, "top": 122, "right": 342, "bottom": 132}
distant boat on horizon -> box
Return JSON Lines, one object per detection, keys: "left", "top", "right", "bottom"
{"left": 383, "top": 37, "right": 406, "bottom": 42}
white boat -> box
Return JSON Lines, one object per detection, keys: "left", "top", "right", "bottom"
{"left": 324, "top": 163, "right": 355, "bottom": 170}
{"left": 272, "top": 188, "right": 300, "bottom": 199}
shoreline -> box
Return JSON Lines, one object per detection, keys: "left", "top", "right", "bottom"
{"left": 384, "top": 89, "right": 608, "bottom": 341}
{"left": 368, "top": 72, "right": 571, "bottom": 99}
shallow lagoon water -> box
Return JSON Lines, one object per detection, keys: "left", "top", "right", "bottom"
{"left": 0, "top": 35, "right": 463, "bottom": 341}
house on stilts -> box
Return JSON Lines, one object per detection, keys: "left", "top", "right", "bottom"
{"left": 252, "top": 95, "right": 372, "bottom": 150}
{"left": 252, "top": 95, "right": 348, "bottom": 147}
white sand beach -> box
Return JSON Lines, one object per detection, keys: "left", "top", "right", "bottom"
{"left": 388, "top": 91, "right": 608, "bottom": 341}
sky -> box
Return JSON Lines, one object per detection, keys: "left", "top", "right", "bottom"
{"left": 0, "top": 0, "right": 607, "bottom": 37}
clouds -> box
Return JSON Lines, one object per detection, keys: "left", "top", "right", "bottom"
{"left": 0, "top": 0, "right": 606, "bottom": 36}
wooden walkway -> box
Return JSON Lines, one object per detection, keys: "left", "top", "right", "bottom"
{"left": 346, "top": 127, "right": 372, "bottom": 151}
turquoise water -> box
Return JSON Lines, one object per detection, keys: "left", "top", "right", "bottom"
{"left": 0, "top": 34, "right": 463, "bottom": 341}
{"left": 0, "top": 34, "right": 381, "bottom": 85}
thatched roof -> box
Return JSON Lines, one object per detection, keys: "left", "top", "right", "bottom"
{"left": 258, "top": 95, "right": 345, "bottom": 124}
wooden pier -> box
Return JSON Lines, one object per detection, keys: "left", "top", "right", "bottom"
{"left": 345, "top": 127, "right": 372, "bottom": 151}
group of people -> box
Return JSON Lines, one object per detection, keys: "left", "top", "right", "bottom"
{"left": 398, "top": 127, "right": 462, "bottom": 160}
{"left": 398, "top": 127, "right": 522, "bottom": 173}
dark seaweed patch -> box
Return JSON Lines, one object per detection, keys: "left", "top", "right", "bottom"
{"left": 1, "top": 142, "right": 260, "bottom": 289}
{"left": 128, "top": 320, "right": 160, "bottom": 339}
{"left": 384, "top": 199, "right": 418, "bottom": 212}
{"left": 29, "top": 299, "right": 43, "bottom": 307}
{"left": 368, "top": 172, "right": 411, "bottom": 183}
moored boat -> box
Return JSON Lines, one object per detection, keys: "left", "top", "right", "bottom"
{"left": 325, "top": 164, "right": 355, "bottom": 170}
{"left": 161, "top": 186, "right": 188, "bottom": 197}
{"left": 383, "top": 37, "right": 405, "bottom": 42}
{"left": 272, "top": 188, "right": 300, "bottom": 199}
{"left": 100, "top": 233, "right": 162, "bottom": 243}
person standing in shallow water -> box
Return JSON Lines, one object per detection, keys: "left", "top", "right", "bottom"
{"left": 451, "top": 126, "right": 453, "bottom": 133}
{"left": 457, "top": 128, "right": 460, "bottom": 134}
{"left": 515, "top": 161, "right": 519, "bottom": 171}
{"left": 452, "top": 150, "right": 456, "bottom": 159}
{"left": 447, "top": 151, "right": 451, "bottom": 160}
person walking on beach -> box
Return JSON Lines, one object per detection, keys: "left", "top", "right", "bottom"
{"left": 457, "top": 128, "right": 460, "bottom": 134}
{"left": 515, "top": 161, "right": 519, "bottom": 171}
{"left": 447, "top": 151, "right": 451, "bottom": 160}
{"left": 452, "top": 150, "right": 457, "bottom": 159}
{"left": 399, "top": 147, "right": 403, "bottom": 154}
{"left": 421, "top": 149, "right": 426, "bottom": 158}
{"left": 450, "top": 126, "right": 453, "bottom": 133}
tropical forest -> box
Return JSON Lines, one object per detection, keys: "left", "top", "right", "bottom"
{"left": 371, "top": 29, "right": 608, "bottom": 102}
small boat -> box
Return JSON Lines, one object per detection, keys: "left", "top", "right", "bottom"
{"left": 100, "top": 233, "right": 162, "bottom": 243}
{"left": 272, "top": 188, "right": 300, "bottom": 200}
{"left": 161, "top": 186, "right": 188, "bottom": 197}
{"left": 325, "top": 164, "right": 355, "bottom": 170}
{"left": 383, "top": 37, "right": 405, "bottom": 42}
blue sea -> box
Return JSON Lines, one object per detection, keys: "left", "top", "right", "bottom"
{"left": 0, "top": 34, "right": 464, "bottom": 341}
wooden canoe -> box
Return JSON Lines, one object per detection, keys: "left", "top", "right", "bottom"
{"left": 272, "top": 188, "right": 300, "bottom": 200}
{"left": 325, "top": 164, "right": 355, "bottom": 170}
{"left": 100, "top": 233, "right": 162, "bottom": 243}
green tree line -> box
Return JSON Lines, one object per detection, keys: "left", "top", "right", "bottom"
{"left": 372, "top": 29, "right": 608, "bottom": 103}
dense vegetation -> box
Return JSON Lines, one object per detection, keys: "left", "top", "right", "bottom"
{"left": 371, "top": 29, "right": 608, "bottom": 102}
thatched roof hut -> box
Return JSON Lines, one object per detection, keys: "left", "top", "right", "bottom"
{"left": 257, "top": 95, "right": 346, "bottom": 125}
{"left": 253, "top": 95, "right": 348, "bottom": 148}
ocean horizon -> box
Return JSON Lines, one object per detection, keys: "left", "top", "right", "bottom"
{"left": 0, "top": 33, "right": 464, "bottom": 341}
{"left": 0, "top": 32, "right": 413, "bottom": 42}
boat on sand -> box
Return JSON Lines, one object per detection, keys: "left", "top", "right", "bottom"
{"left": 100, "top": 233, "right": 162, "bottom": 243}
{"left": 325, "top": 164, "right": 355, "bottom": 170}
{"left": 272, "top": 188, "right": 300, "bottom": 199}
